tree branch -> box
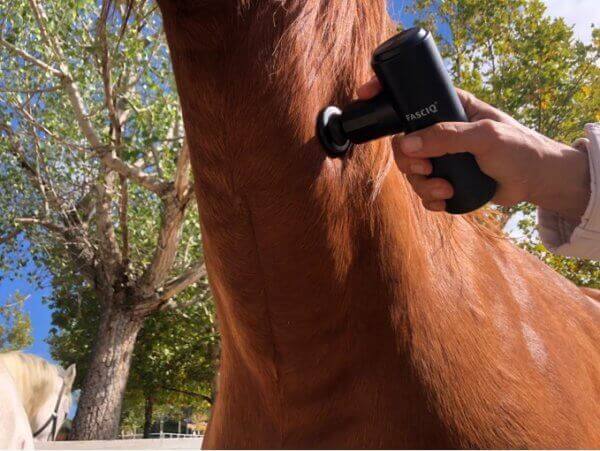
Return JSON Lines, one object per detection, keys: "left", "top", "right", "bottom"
{"left": 14, "top": 217, "right": 68, "bottom": 235}
{"left": 99, "top": 149, "right": 172, "bottom": 196}
{"left": 173, "top": 141, "right": 192, "bottom": 201}
{"left": 27, "top": 0, "right": 63, "bottom": 59}
{"left": 94, "top": 165, "right": 123, "bottom": 282}
{"left": 158, "top": 261, "right": 206, "bottom": 303}
{"left": 160, "top": 385, "right": 212, "bottom": 404}
{"left": 14, "top": 217, "right": 97, "bottom": 281}
{"left": 0, "top": 38, "right": 63, "bottom": 77}
{"left": 2, "top": 124, "right": 72, "bottom": 222}
{"left": 137, "top": 197, "right": 187, "bottom": 297}
{"left": 24, "top": 0, "right": 102, "bottom": 149}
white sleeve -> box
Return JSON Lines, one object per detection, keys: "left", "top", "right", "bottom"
{"left": 537, "top": 123, "right": 600, "bottom": 260}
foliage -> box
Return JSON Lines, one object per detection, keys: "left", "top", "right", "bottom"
{"left": 0, "top": 291, "right": 33, "bottom": 351}
{"left": 408, "top": 0, "right": 599, "bottom": 287}
{"left": 0, "top": 0, "right": 210, "bottom": 435}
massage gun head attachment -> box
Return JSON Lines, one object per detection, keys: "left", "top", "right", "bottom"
{"left": 316, "top": 28, "right": 433, "bottom": 158}
{"left": 317, "top": 93, "right": 405, "bottom": 157}
{"left": 317, "top": 106, "right": 353, "bottom": 156}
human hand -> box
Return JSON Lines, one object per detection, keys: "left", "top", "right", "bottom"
{"left": 357, "top": 78, "right": 590, "bottom": 220}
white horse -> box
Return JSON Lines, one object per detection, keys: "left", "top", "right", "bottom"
{"left": 0, "top": 360, "right": 32, "bottom": 449}
{"left": 0, "top": 352, "right": 75, "bottom": 447}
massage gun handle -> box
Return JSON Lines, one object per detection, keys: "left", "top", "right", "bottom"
{"left": 430, "top": 153, "right": 497, "bottom": 214}
{"left": 372, "top": 28, "right": 497, "bottom": 214}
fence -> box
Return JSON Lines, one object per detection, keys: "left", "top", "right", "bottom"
{"left": 37, "top": 437, "right": 204, "bottom": 450}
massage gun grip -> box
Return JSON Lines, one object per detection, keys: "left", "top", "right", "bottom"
{"left": 430, "top": 152, "right": 497, "bottom": 214}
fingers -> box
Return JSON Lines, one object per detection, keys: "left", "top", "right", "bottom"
{"left": 393, "top": 135, "right": 454, "bottom": 212}
{"left": 407, "top": 174, "right": 454, "bottom": 203}
{"left": 455, "top": 88, "right": 488, "bottom": 121}
{"left": 357, "top": 76, "right": 382, "bottom": 99}
{"left": 395, "top": 120, "right": 497, "bottom": 158}
{"left": 393, "top": 135, "right": 453, "bottom": 210}
{"left": 394, "top": 154, "right": 432, "bottom": 176}
{"left": 456, "top": 88, "right": 523, "bottom": 127}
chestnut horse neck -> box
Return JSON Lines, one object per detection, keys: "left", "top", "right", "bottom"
{"left": 159, "top": 1, "right": 599, "bottom": 448}
{"left": 158, "top": 0, "right": 456, "bottom": 334}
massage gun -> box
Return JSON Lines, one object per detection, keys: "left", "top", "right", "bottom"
{"left": 316, "top": 27, "right": 497, "bottom": 214}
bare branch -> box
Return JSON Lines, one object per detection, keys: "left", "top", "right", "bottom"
{"left": 0, "top": 38, "right": 63, "bottom": 77}
{"left": 119, "top": 175, "right": 129, "bottom": 264}
{"left": 63, "top": 77, "right": 104, "bottom": 149}
{"left": 173, "top": 141, "right": 191, "bottom": 200}
{"left": 99, "top": 149, "right": 172, "bottom": 196}
{"left": 158, "top": 261, "right": 206, "bottom": 303}
{"left": 138, "top": 196, "right": 187, "bottom": 293}
{"left": 14, "top": 216, "right": 67, "bottom": 235}
{"left": 27, "top": 0, "right": 63, "bottom": 59}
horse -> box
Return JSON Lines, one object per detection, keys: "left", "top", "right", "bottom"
{"left": 0, "top": 352, "right": 75, "bottom": 443}
{"left": 0, "top": 359, "right": 33, "bottom": 449}
{"left": 156, "top": 0, "right": 599, "bottom": 448}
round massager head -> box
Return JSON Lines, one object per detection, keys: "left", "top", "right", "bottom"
{"left": 316, "top": 106, "right": 353, "bottom": 157}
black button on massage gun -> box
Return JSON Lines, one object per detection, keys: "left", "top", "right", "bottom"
{"left": 317, "top": 27, "right": 497, "bottom": 214}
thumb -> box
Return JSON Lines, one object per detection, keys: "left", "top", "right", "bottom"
{"left": 397, "top": 120, "right": 493, "bottom": 158}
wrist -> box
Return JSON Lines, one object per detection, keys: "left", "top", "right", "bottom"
{"left": 530, "top": 141, "right": 591, "bottom": 222}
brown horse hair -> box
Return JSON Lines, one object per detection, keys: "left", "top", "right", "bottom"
{"left": 157, "top": 1, "right": 599, "bottom": 448}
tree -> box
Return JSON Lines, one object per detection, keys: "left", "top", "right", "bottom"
{"left": 47, "top": 270, "right": 219, "bottom": 438}
{"left": 0, "top": 292, "right": 33, "bottom": 351}
{"left": 0, "top": 0, "right": 207, "bottom": 438}
{"left": 123, "top": 290, "right": 218, "bottom": 438}
{"left": 408, "top": 0, "right": 599, "bottom": 288}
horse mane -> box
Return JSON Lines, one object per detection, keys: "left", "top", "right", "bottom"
{"left": 0, "top": 352, "right": 62, "bottom": 417}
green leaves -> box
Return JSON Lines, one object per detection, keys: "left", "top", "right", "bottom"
{"left": 0, "top": 292, "right": 33, "bottom": 351}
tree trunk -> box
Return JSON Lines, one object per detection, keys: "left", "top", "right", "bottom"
{"left": 70, "top": 303, "right": 144, "bottom": 440}
{"left": 143, "top": 395, "right": 154, "bottom": 439}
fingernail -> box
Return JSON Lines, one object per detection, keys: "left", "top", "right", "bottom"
{"left": 401, "top": 136, "right": 423, "bottom": 154}
{"left": 410, "top": 164, "right": 429, "bottom": 175}
{"left": 432, "top": 188, "right": 450, "bottom": 199}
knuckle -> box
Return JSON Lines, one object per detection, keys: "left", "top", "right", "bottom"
{"left": 479, "top": 119, "right": 504, "bottom": 140}
{"left": 432, "top": 122, "right": 458, "bottom": 136}
{"left": 476, "top": 120, "right": 510, "bottom": 153}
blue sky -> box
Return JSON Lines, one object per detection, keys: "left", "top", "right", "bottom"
{"left": 1, "top": 245, "right": 53, "bottom": 360}
{"left": 0, "top": 0, "right": 596, "bottom": 365}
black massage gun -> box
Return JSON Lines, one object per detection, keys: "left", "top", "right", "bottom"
{"left": 316, "top": 27, "right": 497, "bottom": 214}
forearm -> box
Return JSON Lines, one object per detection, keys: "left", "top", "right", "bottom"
{"left": 530, "top": 142, "right": 591, "bottom": 222}
{"left": 536, "top": 123, "right": 600, "bottom": 259}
